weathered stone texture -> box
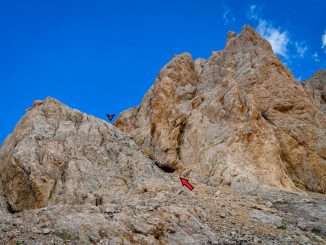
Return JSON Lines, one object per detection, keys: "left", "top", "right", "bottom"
{"left": 115, "top": 26, "right": 326, "bottom": 193}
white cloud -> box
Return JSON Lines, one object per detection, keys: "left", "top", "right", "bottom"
{"left": 295, "top": 42, "right": 308, "bottom": 58}
{"left": 246, "top": 4, "right": 313, "bottom": 60}
{"left": 313, "top": 52, "right": 320, "bottom": 62}
{"left": 322, "top": 31, "right": 326, "bottom": 52}
{"left": 257, "top": 20, "right": 289, "bottom": 57}
{"left": 247, "top": 4, "right": 259, "bottom": 20}
{"left": 222, "top": 5, "right": 236, "bottom": 25}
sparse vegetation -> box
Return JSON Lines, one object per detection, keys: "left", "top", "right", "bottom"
{"left": 54, "top": 230, "right": 74, "bottom": 241}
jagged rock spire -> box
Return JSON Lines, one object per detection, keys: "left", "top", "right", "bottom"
{"left": 115, "top": 25, "right": 326, "bottom": 193}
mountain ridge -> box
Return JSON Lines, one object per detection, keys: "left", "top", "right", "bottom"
{"left": 114, "top": 25, "right": 326, "bottom": 193}
{"left": 0, "top": 25, "right": 325, "bottom": 244}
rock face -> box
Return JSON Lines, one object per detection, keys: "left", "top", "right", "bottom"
{"left": 0, "top": 25, "right": 325, "bottom": 244}
{"left": 302, "top": 70, "right": 326, "bottom": 114}
{"left": 0, "top": 180, "right": 8, "bottom": 215}
{"left": 0, "top": 98, "right": 170, "bottom": 212}
{"left": 115, "top": 26, "right": 326, "bottom": 193}
{"left": 0, "top": 97, "right": 221, "bottom": 243}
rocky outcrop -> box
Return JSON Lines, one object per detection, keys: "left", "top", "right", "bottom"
{"left": 115, "top": 26, "right": 326, "bottom": 193}
{"left": 0, "top": 25, "right": 325, "bottom": 244}
{"left": 0, "top": 98, "right": 171, "bottom": 212}
{"left": 301, "top": 70, "right": 326, "bottom": 114}
{"left": 0, "top": 97, "right": 222, "bottom": 243}
{"left": 1, "top": 176, "right": 326, "bottom": 244}
{"left": 0, "top": 180, "right": 8, "bottom": 215}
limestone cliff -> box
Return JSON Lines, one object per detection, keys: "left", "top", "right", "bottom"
{"left": 0, "top": 25, "right": 325, "bottom": 244}
{"left": 0, "top": 98, "right": 171, "bottom": 212}
{"left": 0, "top": 98, "right": 219, "bottom": 243}
{"left": 115, "top": 26, "right": 326, "bottom": 193}
{"left": 302, "top": 70, "right": 326, "bottom": 114}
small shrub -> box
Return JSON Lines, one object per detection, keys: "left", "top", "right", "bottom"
{"left": 54, "top": 230, "right": 74, "bottom": 241}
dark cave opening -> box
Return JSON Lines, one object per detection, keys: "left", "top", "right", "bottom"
{"left": 159, "top": 165, "right": 176, "bottom": 173}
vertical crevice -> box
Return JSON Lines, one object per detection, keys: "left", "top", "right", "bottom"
{"left": 6, "top": 200, "right": 16, "bottom": 214}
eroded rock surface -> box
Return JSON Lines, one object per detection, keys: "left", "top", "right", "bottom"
{"left": 0, "top": 25, "right": 325, "bottom": 244}
{"left": 0, "top": 97, "right": 221, "bottom": 244}
{"left": 0, "top": 98, "right": 172, "bottom": 212}
{"left": 1, "top": 180, "right": 326, "bottom": 244}
{"left": 115, "top": 25, "right": 326, "bottom": 193}
{"left": 302, "top": 70, "right": 326, "bottom": 114}
{"left": 0, "top": 180, "right": 8, "bottom": 215}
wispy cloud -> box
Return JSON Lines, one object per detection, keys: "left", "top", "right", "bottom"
{"left": 247, "top": 4, "right": 260, "bottom": 20}
{"left": 295, "top": 42, "right": 308, "bottom": 58}
{"left": 322, "top": 31, "right": 326, "bottom": 52}
{"left": 312, "top": 52, "right": 320, "bottom": 62}
{"left": 296, "top": 76, "right": 302, "bottom": 81}
{"left": 247, "top": 4, "right": 289, "bottom": 57}
{"left": 222, "top": 5, "right": 236, "bottom": 25}
{"left": 247, "top": 4, "right": 312, "bottom": 60}
{"left": 257, "top": 20, "right": 289, "bottom": 57}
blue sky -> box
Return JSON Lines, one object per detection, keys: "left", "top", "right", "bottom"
{"left": 0, "top": 0, "right": 325, "bottom": 144}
